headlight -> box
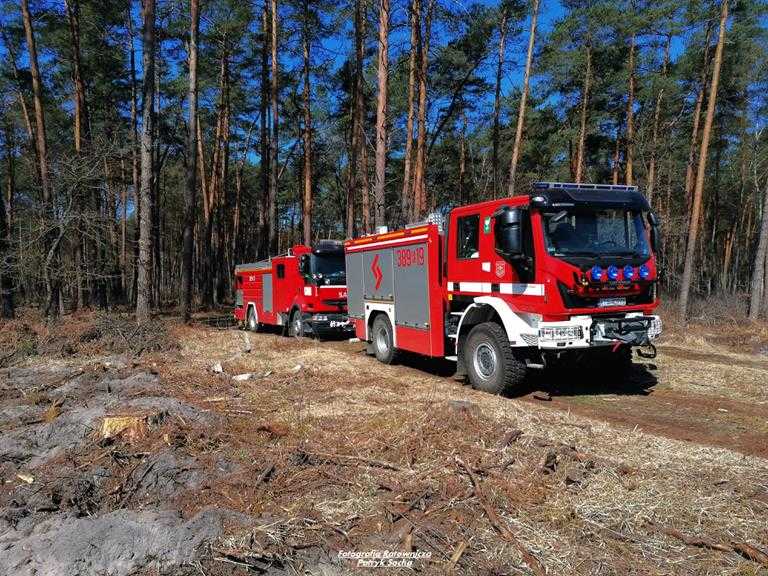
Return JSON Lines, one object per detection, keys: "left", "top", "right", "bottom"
{"left": 639, "top": 264, "right": 651, "bottom": 279}
{"left": 539, "top": 326, "right": 583, "bottom": 341}
{"left": 607, "top": 265, "right": 619, "bottom": 280}
{"left": 648, "top": 317, "right": 662, "bottom": 339}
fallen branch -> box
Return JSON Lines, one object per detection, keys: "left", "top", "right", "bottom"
{"left": 456, "top": 458, "right": 546, "bottom": 576}
{"left": 445, "top": 541, "right": 467, "bottom": 572}
{"left": 646, "top": 521, "right": 768, "bottom": 567}
{"left": 308, "top": 451, "right": 406, "bottom": 472}
{"left": 732, "top": 542, "right": 768, "bottom": 566}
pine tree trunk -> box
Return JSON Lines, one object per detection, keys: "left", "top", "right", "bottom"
{"left": 1, "top": 119, "right": 14, "bottom": 319}
{"left": 258, "top": 5, "right": 270, "bottom": 258}
{"left": 269, "top": 0, "right": 279, "bottom": 254}
{"left": 302, "top": 0, "right": 313, "bottom": 245}
{"left": 348, "top": 0, "right": 366, "bottom": 236}
{"left": 0, "top": 29, "right": 35, "bottom": 144}
{"left": 136, "top": 0, "right": 156, "bottom": 322}
{"left": 678, "top": 0, "right": 728, "bottom": 320}
{"left": 373, "top": 0, "right": 389, "bottom": 228}
{"left": 491, "top": 7, "right": 507, "bottom": 198}
{"left": 128, "top": 11, "right": 140, "bottom": 306}
{"left": 574, "top": 44, "right": 591, "bottom": 184}
{"left": 182, "top": 0, "right": 199, "bottom": 323}
{"left": 685, "top": 24, "right": 712, "bottom": 213}
{"left": 401, "top": 0, "right": 419, "bottom": 222}
{"left": 749, "top": 184, "right": 768, "bottom": 319}
{"left": 625, "top": 33, "right": 635, "bottom": 186}
{"left": 65, "top": 0, "right": 88, "bottom": 311}
{"left": 22, "top": 0, "right": 59, "bottom": 317}
{"left": 65, "top": 0, "right": 89, "bottom": 153}
{"left": 507, "top": 0, "right": 539, "bottom": 197}
{"left": 647, "top": 34, "right": 671, "bottom": 207}
{"left": 412, "top": 0, "right": 433, "bottom": 217}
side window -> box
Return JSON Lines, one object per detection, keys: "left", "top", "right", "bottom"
{"left": 456, "top": 214, "right": 480, "bottom": 259}
{"left": 276, "top": 264, "right": 285, "bottom": 279}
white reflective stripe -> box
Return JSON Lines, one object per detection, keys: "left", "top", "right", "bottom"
{"left": 458, "top": 282, "right": 486, "bottom": 292}
{"left": 499, "top": 283, "right": 545, "bottom": 296}
{"left": 319, "top": 285, "right": 345, "bottom": 289}
{"left": 345, "top": 234, "right": 429, "bottom": 252}
{"left": 303, "top": 286, "right": 313, "bottom": 296}
{"left": 453, "top": 282, "right": 544, "bottom": 296}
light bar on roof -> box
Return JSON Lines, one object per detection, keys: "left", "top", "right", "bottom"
{"left": 533, "top": 181, "right": 639, "bottom": 193}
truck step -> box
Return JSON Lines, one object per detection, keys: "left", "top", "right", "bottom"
{"left": 445, "top": 355, "right": 458, "bottom": 361}
{"left": 525, "top": 359, "right": 545, "bottom": 369}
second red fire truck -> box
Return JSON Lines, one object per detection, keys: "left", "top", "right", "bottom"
{"left": 344, "top": 182, "right": 663, "bottom": 393}
{"left": 234, "top": 240, "right": 353, "bottom": 338}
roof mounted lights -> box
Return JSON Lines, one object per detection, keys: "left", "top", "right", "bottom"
{"left": 533, "top": 181, "right": 639, "bottom": 193}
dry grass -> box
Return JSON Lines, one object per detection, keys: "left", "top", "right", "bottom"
{"left": 3, "top": 311, "right": 767, "bottom": 574}
{"left": 156, "top": 324, "right": 768, "bottom": 575}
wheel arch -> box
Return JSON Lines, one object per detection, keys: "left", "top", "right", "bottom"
{"left": 456, "top": 296, "right": 538, "bottom": 352}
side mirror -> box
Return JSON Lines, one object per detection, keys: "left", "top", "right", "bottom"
{"left": 494, "top": 207, "right": 523, "bottom": 257}
{"left": 648, "top": 212, "right": 662, "bottom": 254}
{"left": 299, "top": 254, "right": 311, "bottom": 275}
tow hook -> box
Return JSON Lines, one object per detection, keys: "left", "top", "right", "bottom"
{"left": 637, "top": 344, "right": 657, "bottom": 359}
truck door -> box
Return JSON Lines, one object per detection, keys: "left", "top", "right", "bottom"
{"left": 448, "top": 208, "right": 497, "bottom": 291}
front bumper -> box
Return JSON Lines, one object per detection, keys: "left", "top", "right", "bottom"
{"left": 536, "top": 314, "right": 661, "bottom": 350}
{"left": 306, "top": 313, "right": 355, "bottom": 334}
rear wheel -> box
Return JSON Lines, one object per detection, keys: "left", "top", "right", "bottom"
{"left": 247, "top": 307, "right": 259, "bottom": 332}
{"left": 371, "top": 314, "right": 398, "bottom": 364}
{"left": 464, "top": 322, "right": 526, "bottom": 395}
{"left": 288, "top": 309, "right": 304, "bottom": 337}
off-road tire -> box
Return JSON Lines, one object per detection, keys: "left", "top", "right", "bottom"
{"left": 464, "top": 322, "right": 526, "bottom": 394}
{"left": 288, "top": 309, "right": 304, "bottom": 338}
{"left": 371, "top": 314, "right": 398, "bottom": 364}
{"left": 247, "top": 307, "right": 259, "bottom": 332}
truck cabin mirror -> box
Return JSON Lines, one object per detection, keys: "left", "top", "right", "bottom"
{"left": 494, "top": 207, "right": 523, "bottom": 258}
{"left": 647, "top": 211, "right": 662, "bottom": 253}
{"left": 299, "top": 254, "right": 311, "bottom": 276}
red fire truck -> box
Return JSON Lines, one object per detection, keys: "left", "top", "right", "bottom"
{"left": 234, "top": 240, "right": 353, "bottom": 338}
{"left": 344, "top": 182, "right": 663, "bottom": 394}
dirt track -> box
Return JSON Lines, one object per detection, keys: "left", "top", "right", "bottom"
{"left": 2, "top": 317, "right": 767, "bottom": 575}
{"left": 327, "top": 335, "right": 768, "bottom": 459}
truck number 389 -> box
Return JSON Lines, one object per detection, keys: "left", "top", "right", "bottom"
{"left": 396, "top": 247, "right": 425, "bottom": 267}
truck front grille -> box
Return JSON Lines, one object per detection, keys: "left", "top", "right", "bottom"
{"left": 557, "top": 282, "right": 653, "bottom": 309}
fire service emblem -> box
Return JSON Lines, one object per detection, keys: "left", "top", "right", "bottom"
{"left": 495, "top": 261, "right": 506, "bottom": 278}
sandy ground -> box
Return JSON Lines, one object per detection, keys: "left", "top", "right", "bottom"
{"left": 1, "top": 316, "right": 767, "bottom": 575}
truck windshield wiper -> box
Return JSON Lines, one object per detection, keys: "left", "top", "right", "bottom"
{"left": 553, "top": 250, "right": 600, "bottom": 256}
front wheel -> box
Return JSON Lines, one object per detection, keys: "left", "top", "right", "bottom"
{"left": 371, "top": 314, "right": 398, "bottom": 364}
{"left": 247, "top": 307, "right": 260, "bottom": 332}
{"left": 464, "top": 322, "right": 526, "bottom": 395}
{"left": 288, "top": 310, "right": 304, "bottom": 338}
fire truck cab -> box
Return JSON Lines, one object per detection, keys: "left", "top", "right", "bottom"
{"left": 344, "top": 182, "right": 663, "bottom": 394}
{"left": 234, "top": 240, "right": 353, "bottom": 338}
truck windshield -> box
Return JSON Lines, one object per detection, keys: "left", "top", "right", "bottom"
{"left": 542, "top": 208, "right": 650, "bottom": 258}
{"left": 311, "top": 253, "right": 346, "bottom": 285}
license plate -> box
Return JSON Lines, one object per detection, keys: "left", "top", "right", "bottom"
{"left": 598, "top": 297, "right": 626, "bottom": 308}
{"left": 329, "top": 320, "right": 349, "bottom": 328}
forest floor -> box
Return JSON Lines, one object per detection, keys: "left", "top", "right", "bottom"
{"left": 1, "top": 309, "right": 768, "bottom": 575}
